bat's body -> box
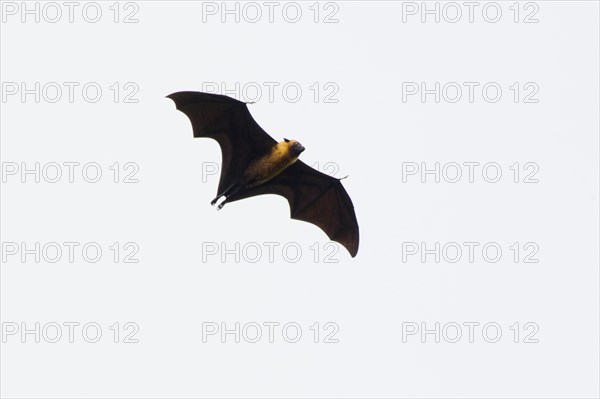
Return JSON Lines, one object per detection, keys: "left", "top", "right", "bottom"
{"left": 244, "top": 140, "right": 304, "bottom": 187}
{"left": 211, "top": 139, "right": 305, "bottom": 207}
{"left": 167, "top": 91, "right": 359, "bottom": 257}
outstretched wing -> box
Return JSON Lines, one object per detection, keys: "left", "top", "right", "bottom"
{"left": 167, "top": 91, "right": 277, "bottom": 194}
{"left": 229, "top": 161, "right": 360, "bottom": 257}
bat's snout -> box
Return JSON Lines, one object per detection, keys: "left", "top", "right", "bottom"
{"left": 291, "top": 141, "right": 305, "bottom": 156}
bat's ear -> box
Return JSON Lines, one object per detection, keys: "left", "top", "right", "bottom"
{"left": 284, "top": 138, "right": 290, "bottom": 143}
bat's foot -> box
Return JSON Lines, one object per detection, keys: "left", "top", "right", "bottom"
{"left": 212, "top": 196, "right": 227, "bottom": 210}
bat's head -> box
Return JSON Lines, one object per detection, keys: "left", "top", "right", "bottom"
{"left": 283, "top": 138, "right": 305, "bottom": 156}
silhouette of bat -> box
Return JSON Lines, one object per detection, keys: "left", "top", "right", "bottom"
{"left": 167, "top": 91, "right": 359, "bottom": 257}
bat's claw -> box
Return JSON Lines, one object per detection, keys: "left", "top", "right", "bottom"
{"left": 211, "top": 195, "right": 223, "bottom": 206}
{"left": 212, "top": 195, "right": 227, "bottom": 210}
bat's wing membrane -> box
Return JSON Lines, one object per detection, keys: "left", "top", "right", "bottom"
{"left": 167, "top": 91, "right": 277, "bottom": 194}
{"left": 232, "top": 161, "right": 360, "bottom": 257}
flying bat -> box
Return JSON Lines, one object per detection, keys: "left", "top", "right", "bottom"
{"left": 167, "top": 91, "right": 359, "bottom": 257}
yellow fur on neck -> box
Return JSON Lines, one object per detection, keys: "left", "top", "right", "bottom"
{"left": 243, "top": 140, "right": 299, "bottom": 187}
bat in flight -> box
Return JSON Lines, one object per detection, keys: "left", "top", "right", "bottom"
{"left": 167, "top": 91, "right": 359, "bottom": 257}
